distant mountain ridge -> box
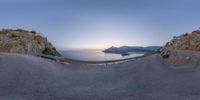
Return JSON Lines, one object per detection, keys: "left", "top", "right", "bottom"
{"left": 103, "top": 46, "right": 161, "bottom": 56}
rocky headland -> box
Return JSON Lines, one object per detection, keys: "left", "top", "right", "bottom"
{"left": 0, "top": 29, "right": 61, "bottom": 56}
{"left": 164, "top": 29, "right": 200, "bottom": 51}
{"left": 160, "top": 29, "right": 200, "bottom": 67}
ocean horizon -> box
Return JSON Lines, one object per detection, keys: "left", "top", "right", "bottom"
{"left": 59, "top": 49, "right": 144, "bottom": 61}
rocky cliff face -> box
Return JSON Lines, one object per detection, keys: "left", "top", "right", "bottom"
{"left": 0, "top": 29, "right": 61, "bottom": 56}
{"left": 164, "top": 29, "right": 200, "bottom": 51}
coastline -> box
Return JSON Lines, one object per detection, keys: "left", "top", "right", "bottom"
{"left": 37, "top": 53, "right": 146, "bottom": 65}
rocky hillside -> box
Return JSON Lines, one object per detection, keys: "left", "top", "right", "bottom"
{"left": 0, "top": 29, "right": 61, "bottom": 56}
{"left": 164, "top": 29, "right": 200, "bottom": 51}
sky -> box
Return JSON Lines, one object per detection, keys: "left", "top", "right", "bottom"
{"left": 0, "top": 0, "right": 200, "bottom": 50}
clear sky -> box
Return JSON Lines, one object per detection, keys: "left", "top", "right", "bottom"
{"left": 0, "top": 0, "right": 200, "bottom": 50}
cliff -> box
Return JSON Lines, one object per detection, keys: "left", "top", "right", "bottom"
{"left": 0, "top": 29, "right": 61, "bottom": 56}
{"left": 164, "top": 29, "right": 200, "bottom": 51}
{"left": 160, "top": 29, "right": 200, "bottom": 66}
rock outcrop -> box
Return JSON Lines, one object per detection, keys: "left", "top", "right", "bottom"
{"left": 160, "top": 29, "right": 200, "bottom": 67}
{"left": 0, "top": 29, "right": 61, "bottom": 56}
{"left": 164, "top": 29, "right": 200, "bottom": 51}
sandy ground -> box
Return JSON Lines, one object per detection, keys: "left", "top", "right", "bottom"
{"left": 0, "top": 50, "right": 200, "bottom": 100}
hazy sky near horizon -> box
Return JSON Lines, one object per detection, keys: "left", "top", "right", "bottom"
{"left": 1, "top": 0, "right": 200, "bottom": 50}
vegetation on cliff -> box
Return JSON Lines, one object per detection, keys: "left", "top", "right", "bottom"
{"left": 42, "top": 47, "right": 61, "bottom": 56}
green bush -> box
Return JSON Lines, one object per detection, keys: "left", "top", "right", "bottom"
{"left": 15, "top": 29, "right": 29, "bottom": 32}
{"left": 42, "top": 47, "right": 61, "bottom": 56}
{"left": 10, "top": 33, "right": 18, "bottom": 38}
{"left": 0, "top": 31, "right": 7, "bottom": 34}
{"left": 30, "top": 30, "right": 37, "bottom": 34}
{"left": 0, "top": 29, "right": 11, "bottom": 34}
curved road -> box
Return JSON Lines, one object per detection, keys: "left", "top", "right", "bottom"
{"left": 0, "top": 51, "right": 200, "bottom": 100}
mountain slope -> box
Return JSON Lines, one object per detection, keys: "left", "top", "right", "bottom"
{"left": 0, "top": 29, "right": 61, "bottom": 56}
{"left": 164, "top": 29, "right": 200, "bottom": 51}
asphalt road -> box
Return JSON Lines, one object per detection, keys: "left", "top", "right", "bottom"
{"left": 0, "top": 51, "right": 200, "bottom": 100}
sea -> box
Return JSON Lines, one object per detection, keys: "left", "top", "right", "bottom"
{"left": 59, "top": 50, "right": 144, "bottom": 61}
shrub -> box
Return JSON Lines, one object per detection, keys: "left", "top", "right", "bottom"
{"left": 183, "top": 33, "right": 188, "bottom": 36}
{"left": 15, "top": 29, "right": 26, "bottom": 32}
{"left": 10, "top": 33, "right": 18, "bottom": 38}
{"left": 42, "top": 47, "right": 61, "bottom": 56}
{"left": 0, "top": 29, "right": 11, "bottom": 34}
{"left": 0, "top": 31, "right": 7, "bottom": 34}
{"left": 30, "top": 30, "right": 37, "bottom": 34}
